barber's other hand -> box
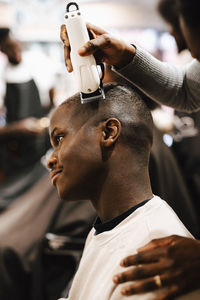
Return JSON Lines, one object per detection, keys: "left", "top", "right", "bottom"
{"left": 113, "top": 235, "right": 200, "bottom": 299}
{"left": 60, "top": 23, "right": 136, "bottom": 72}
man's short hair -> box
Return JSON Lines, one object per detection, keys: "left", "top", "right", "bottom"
{"left": 61, "top": 83, "right": 153, "bottom": 166}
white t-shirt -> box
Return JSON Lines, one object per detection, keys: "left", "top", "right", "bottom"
{"left": 60, "top": 196, "right": 200, "bottom": 300}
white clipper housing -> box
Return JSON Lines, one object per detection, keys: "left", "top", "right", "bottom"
{"left": 65, "top": 2, "right": 105, "bottom": 104}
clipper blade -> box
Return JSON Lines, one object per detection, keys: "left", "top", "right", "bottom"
{"left": 80, "top": 87, "right": 105, "bottom": 104}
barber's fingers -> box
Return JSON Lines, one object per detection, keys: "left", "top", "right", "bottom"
{"left": 60, "top": 24, "right": 69, "bottom": 46}
{"left": 86, "top": 22, "right": 108, "bottom": 36}
{"left": 152, "top": 266, "right": 200, "bottom": 300}
{"left": 78, "top": 33, "right": 134, "bottom": 68}
{"left": 121, "top": 282, "right": 179, "bottom": 300}
{"left": 60, "top": 22, "right": 135, "bottom": 69}
{"left": 113, "top": 259, "right": 173, "bottom": 284}
{"left": 119, "top": 270, "right": 181, "bottom": 297}
{"left": 60, "top": 23, "right": 106, "bottom": 70}
{"left": 120, "top": 246, "right": 171, "bottom": 268}
{"left": 117, "top": 260, "right": 200, "bottom": 298}
{"left": 151, "top": 286, "right": 180, "bottom": 300}
{"left": 138, "top": 235, "right": 178, "bottom": 253}
{"left": 64, "top": 45, "right": 73, "bottom": 72}
{"left": 60, "top": 25, "right": 73, "bottom": 72}
{"left": 119, "top": 265, "right": 198, "bottom": 299}
{"left": 120, "top": 274, "right": 167, "bottom": 296}
{"left": 78, "top": 33, "right": 112, "bottom": 56}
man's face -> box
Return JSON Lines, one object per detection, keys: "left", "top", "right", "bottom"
{"left": 179, "top": 17, "right": 200, "bottom": 61}
{"left": 47, "top": 103, "right": 103, "bottom": 201}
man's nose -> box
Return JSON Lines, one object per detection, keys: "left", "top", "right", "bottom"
{"left": 47, "top": 152, "right": 57, "bottom": 170}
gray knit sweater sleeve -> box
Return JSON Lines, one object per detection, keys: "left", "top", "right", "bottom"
{"left": 114, "top": 47, "right": 200, "bottom": 112}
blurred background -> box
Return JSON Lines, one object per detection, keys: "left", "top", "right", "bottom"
{"left": 1, "top": 2, "right": 200, "bottom": 300}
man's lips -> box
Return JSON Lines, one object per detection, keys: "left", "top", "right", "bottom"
{"left": 50, "top": 169, "right": 63, "bottom": 185}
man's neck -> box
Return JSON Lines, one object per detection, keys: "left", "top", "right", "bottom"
{"left": 91, "top": 168, "right": 153, "bottom": 223}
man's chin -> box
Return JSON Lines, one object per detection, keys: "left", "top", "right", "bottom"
{"left": 58, "top": 188, "right": 88, "bottom": 202}
{"left": 58, "top": 188, "right": 80, "bottom": 202}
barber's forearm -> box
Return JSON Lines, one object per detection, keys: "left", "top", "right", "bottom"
{"left": 114, "top": 47, "right": 200, "bottom": 113}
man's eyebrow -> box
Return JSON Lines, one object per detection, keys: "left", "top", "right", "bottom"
{"left": 50, "top": 127, "right": 58, "bottom": 139}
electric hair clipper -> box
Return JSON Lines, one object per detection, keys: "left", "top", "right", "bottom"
{"left": 65, "top": 2, "right": 105, "bottom": 104}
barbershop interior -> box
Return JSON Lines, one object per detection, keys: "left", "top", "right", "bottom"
{"left": 0, "top": 0, "right": 200, "bottom": 299}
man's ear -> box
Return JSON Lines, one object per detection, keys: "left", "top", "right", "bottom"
{"left": 101, "top": 118, "right": 121, "bottom": 147}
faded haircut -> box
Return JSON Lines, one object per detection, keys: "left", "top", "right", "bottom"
{"left": 60, "top": 83, "right": 153, "bottom": 164}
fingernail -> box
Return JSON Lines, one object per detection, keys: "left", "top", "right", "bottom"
{"left": 121, "top": 288, "right": 127, "bottom": 295}
{"left": 113, "top": 276, "right": 118, "bottom": 284}
{"left": 120, "top": 260, "right": 125, "bottom": 267}
{"left": 78, "top": 47, "right": 86, "bottom": 55}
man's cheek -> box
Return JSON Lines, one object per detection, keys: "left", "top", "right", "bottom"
{"left": 59, "top": 147, "right": 70, "bottom": 164}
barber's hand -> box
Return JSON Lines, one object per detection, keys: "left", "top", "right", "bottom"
{"left": 60, "top": 23, "right": 136, "bottom": 72}
{"left": 113, "top": 235, "right": 200, "bottom": 299}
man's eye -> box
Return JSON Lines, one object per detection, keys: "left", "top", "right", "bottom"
{"left": 55, "top": 135, "right": 64, "bottom": 144}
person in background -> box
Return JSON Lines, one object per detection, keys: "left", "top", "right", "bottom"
{"left": 158, "top": 0, "right": 200, "bottom": 220}
{"left": 0, "top": 27, "right": 52, "bottom": 299}
{"left": 0, "top": 28, "right": 52, "bottom": 189}
{"left": 60, "top": 0, "right": 200, "bottom": 298}
{"left": 157, "top": 0, "right": 187, "bottom": 53}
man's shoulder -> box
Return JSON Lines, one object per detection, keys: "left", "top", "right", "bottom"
{"left": 145, "top": 195, "right": 193, "bottom": 239}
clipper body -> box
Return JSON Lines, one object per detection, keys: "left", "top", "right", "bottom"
{"left": 65, "top": 2, "right": 105, "bottom": 103}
